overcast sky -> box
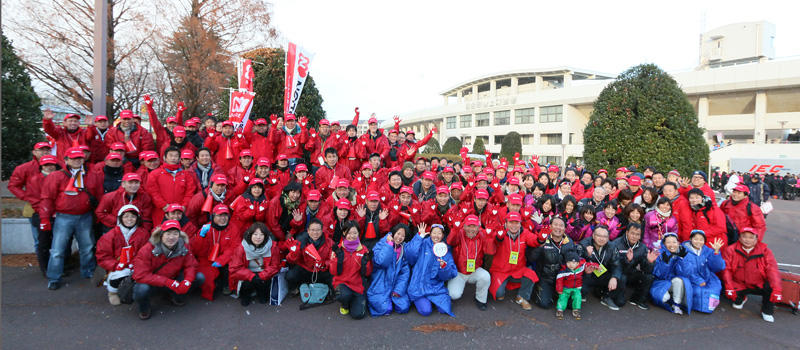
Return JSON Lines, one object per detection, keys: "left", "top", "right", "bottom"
{"left": 271, "top": 0, "right": 800, "bottom": 121}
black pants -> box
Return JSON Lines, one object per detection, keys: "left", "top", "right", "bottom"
{"left": 737, "top": 281, "right": 775, "bottom": 315}
{"left": 239, "top": 275, "right": 271, "bottom": 304}
{"left": 583, "top": 272, "right": 626, "bottom": 306}
{"left": 496, "top": 276, "right": 535, "bottom": 301}
{"left": 621, "top": 271, "right": 654, "bottom": 304}
{"left": 335, "top": 284, "right": 367, "bottom": 319}
{"left": 286, "top": 266, "right": 333, "bottom": 290}
{"left": 533, "top": 280, "right": 556, "bottom": 309}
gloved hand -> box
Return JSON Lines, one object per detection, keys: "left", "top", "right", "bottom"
{"left": 725, "top": 289, "right": 738, "bottom": 301}
{"left": 540, "top": 231, "right": 549, "bottom": 241}
{"left": 211, "top": 262, "right": 222, "bottom": 268}
{"left": 39, "top": 220, "right": 52, "bottom": 232}
{"left": 116, "top": 263, "right": 127, "bottom": 271}
{"left": 270, "top": 114, "right": 278, "bottom": 125}
{"left": 177, "top": 101, "right": 186, "bottom": 111}
{"left": 770, "top": 292, "right": 782, "bottom": 303}
{"left": 531, "top": 211, "right": 544, "bottom": 224}
{"left": 258, "top": 270, "right": 270, "bottom": 280}
{"left": 176, "top": 280, "right": 191, "bottom": 294}
{"left": 168, "top": 280, "right": 181, "bottom": 293}
{"left": 438, "top": 259, "right": 447, "bottom": 269}
{"left": 143, "top": 94, "right": 152, "bottom": 105}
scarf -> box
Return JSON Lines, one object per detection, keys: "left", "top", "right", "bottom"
{"left": 281, "top": 192, "right": 300, "bottom": 212}
{"left": 343, "top": 238, "right": 360, "bottom": 253}
{"left": 282, "top": 125, "right": 299, "bottom": 148}
{"left": 210, "top": 188, "right": 226, "bottom": 203}
{"left": 67, "top": 167, "right": 85, "bottom": 192}
{"left": 163, "top": 163, "right": 181, "bottom": 175}
{"left": 656, "top": 207, "right": 671, "bottom": 218}
{"left": 197, "top": 163, "right": 212, "bottom": 188}
{"left": 119, "top": 224, "right": 138, "bottom": 243}
{"left": 243, "top": 238, "right": 272, "bottom": 273}
{"left": 153, "top": 238, "right": 187, "bottom": 259}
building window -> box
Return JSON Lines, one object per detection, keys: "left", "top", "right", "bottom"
{"left": 462, "top": 136, "right": 472, "bottom": 146}
{"left": 460, "top": 115, "right": 472, "bottom": 128}
{"left": 521, "top": 134, "right": 534, "bottom": 145}
{"left": 542, "top": 156, "right": 561, "bottom": 165}
{"left": 515, "top": 108, "right": 535, "bottom": 124}
{"left": 477, "top": 83, "right": 490, "bottom": 93}
{"left": 494, "top": 135, "right": 504, "bottom": 145}
{"left": 496, "top": 79, "right": 512, "bottom": 89}
{"left": 446, "top": 116, "right": 457, "bottom": 129}
{"left": 540, "top": 105, "right": 563, "bottom": 123}
{"left": 541, "top": 133, "right": 563, "bottom": 145}
{"left": 475, "top": 113, "right": 489, "bottom": 127}
{"left": 494, "top": 110, "right": 510, "bottom": 126}
{"left": 518, "top": 76, "right": 536, "bottom": 85}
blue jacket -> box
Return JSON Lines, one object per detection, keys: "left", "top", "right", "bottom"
{"left": 649, "top": 245, "right": 692, "bottom": 312}
{"left": 404, "top": 234, "right": 458, "bottom": 316}
{"left": 367, "top": 234, "right": 411, "bottom": 316}
{"left": 676, "top": 242, "right": 725, "bottom": 313}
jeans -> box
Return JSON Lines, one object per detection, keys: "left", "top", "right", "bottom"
{"left": 335, "top": 284, "right": 367, "bottom": 319}
{"left": 134, "top": 272, "right": 205, "bottom": 313}
{"left": 496, "top": 276, "right": 535, "bottom": 301}
{"left": 533, "top": 280, "right": 556, "bottom": 309}
{"left": 47, "top": 213, "right": 95, "bottom": 283}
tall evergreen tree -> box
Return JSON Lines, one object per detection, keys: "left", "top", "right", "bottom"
{"left": 500, "top": 131, "right": 522, "bottom": 160}
{"left": 471, "top": 136, "right": 486, "bottom": 154}
{"left": 441, "top": 137, "right": 463, "bottom": 155}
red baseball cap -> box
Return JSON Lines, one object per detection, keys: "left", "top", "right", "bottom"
{"left": 296, "top": 163, "right": 308, "bottom": 173}
{"left": 185, "top": 120, "right": 198, "bottom": 128}
{"left": 119, "top": 110, "right": 133, "bottom": 119}
{"left": 463, "top": 166, "right": 472, "bottom": 173}
{"left": 476, "top": 174, "right": 489, "bottom": 182}
{"left": 105, "top": 153, "right": 123, "bottom": 161}
{"left": 140, "top": 151, "right": 158, "bottom": 161}
{"left": 319, "top": 119, "right": 330, "bottom": 126}
{"left": 94, "top": 115, "right": 108, "bottom": 122}
{"left": 39, "top": 155, "right": 58, "bottom": 165}
{"left": 180, "top": 150, "right": 194, "bottom": 159}
{"left": 161, "top": 220, "right": 181, "bottom": 231}
{"left": 166, "top": 204, "right": 185, "bottom": 213}
{"left": 442, "top": 166, "right": 454, "bottom": 173}
{"left": 507, "top": 212, "right": 522, "bottom": 222}
{"left": 221, "top": 120, "right": 234, "bottom": 127}
{"left": 239, "top": 149, "right": 253, "bottom": 158}
{"left": 406, "top": 130, "right": 415, "bottom": 135}
{"left": 508, "top": 193, "right": 523, "bottom": 205}
{"left": 34, "top": 142, "right": 51, "bottom": 150}
{"left": 256, "top": 157, "right": 270, "bottom": 167}
{"left": 277, "top": 154, "right": 288, "bottom": 161}
{"left": 307, "top": 190, "right": 322, "bottom": 201}
{"left": 483, "top": 168, "right": 494, "bottom": 175}
{"left": 173, "top": 126, "right": 186, "bottom": 137}
{"left": 336, "top": 179, "right": 350, "bottom": 188}
{"left": 361, "top": 163, "right": 372, "bottom": 170}
{"left": 66, "top": 147, "right": 85, "bottom": 159}
{"left": 122, "top": 173, "right": 141, "bottom": 182}
{"left": 368, "top": 117, "right": 378, "bottom": 124}
{"left": 63, "top": 113, "right": 80, "bottom": 120}
{"left": 472, "top": 161, "right": 482, "bottom": 167}
{"left": 436, "top": 187, "right": 449, "bottom": 195}
{"left": 166, "top": 116, "right": 178, "bottom": 124}
{"left": 628, "top": 176, "right": 642, "bottom": 186}
{"left": 284, "top": 114, "right": 296, "bottom": 121}
{"left": 366, "top": 191, "right": 380, "bottom": 202}
{"left": 513, "top": 166, "right": 524, "bottom": 174}
{"left": 110, "top": 142, "right": 126, "bottom": 151}
{"left": 331, "top": 121, "right": 341, "bottom": 126}
{"left": 548, "top": 165, "right": 559, "bottom": 172}
{"left": 335, "top": 198, "right": 352, "bottom": 210}
{"left": 464, "top": 215, "right": 480, "bottom": 226}
{"left": 399, "top": 186, "right": 413, "bottom": 195}
{"left": 212, "top": 204, "right": 230, "bottom": 215}
{"left": 422, "top": 171, "right": 436, "bottom": 181}
{"left": 210, "top": 173, "right": 228, "bottom": 185}
{"left": 734, "top": 184, "right": 750, "bottom": 193}
{"left": 249, "top": 178, "right": 264, "bottom": 187}
{"left": 79, "top": 145, "right": 90, "bottom": 152}
{"left": 475, "top": 189, "right": 490, "bottom": 199}
{"left": 255, "top": 118, "right": 268, "bottom": 125}
{"left": 598, "top": 169, "right": 608, "bottom": 175}
{"left": 388, "top": 129, "right": 398, "bottom": 135}
{"left": 450, "top": 183, "right": 463, "bottom": 191}
{"left": 616, "top": 167, "right": 629, "bottom": 173}
{"left": 507, "top": 177, "right": 520, "bottom": 186}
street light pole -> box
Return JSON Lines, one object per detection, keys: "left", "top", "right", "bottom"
{"left": 92, "top": 0, "right": 108, "bottom": 117}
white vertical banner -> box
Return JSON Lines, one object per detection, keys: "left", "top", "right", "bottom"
{"left": 283, "top": 42, "right": 314, "bottom": 117}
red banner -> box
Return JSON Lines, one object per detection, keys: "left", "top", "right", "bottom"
{"left": 283, "top": 42, "right": 314, "bottom": 117}
{"left": 228, "top": 90, "right": 255, "bottom": 131}
{"left": 238, "top": 59, "right": 254, "bottom": 92}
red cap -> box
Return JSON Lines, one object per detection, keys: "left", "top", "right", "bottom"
{"left": 277, "top": 154, "right": 288, "bottom": 161}
{"left": 66, "top": 147, "right": 85, "bottom": 159}
{"left": 221, "top": 120, "right": 234, "bottom": 127}
{"left": 513, "top": 166, "right": 524, "bottom": 174}
{"left": 284, "top": 114, "right": 296, "bottom": 121}
{"left": 239, "top": 149, "right": 253, "bottom": 158}
{"left": 335, "top": 198, "right": 352, "bottom": 210}
{"left": 185, "top": 120, "right": 198, "bottom": 127}
{"left": 628, "top": 176, "right": 642, "bottom": 186}
{"left": 422, "top": 171, "right": 436, "bottom": 181}
{"left": 400, "top": 186, "right": 413, "bottom": 195}
{"left": 255, "top": 118, "right": 268, "bottom": 125}
{"left": 122, "top": 173, "right": 141, "bottom": 182}
{"left": 166, "top": 116, "right": 178, "bottom": 124}
{"left": 295, "top": 163, "right": 308, "bottom": 172}
{"left": 734, "top": 184, "right": 750, "bottom": 193}
{"left": 476, "top": 174, "right": 489, "bottom": 182}
{"left": 368, "top": 117, "right": 378, "bottom": 124}
{"left": 307, "top": 190, "right": 322, "bottom": 201}
{"left": 483, "top": 168, "right": 494, "bottom": 175}
{"left": 436, "top": 187, "right": 449, "bottom": 195}
{"left": 463, "top": 166, "right": 472, "bottom": 173}
{"left": 210, "top": 173, "right": 228, "bottom": 185}
{"left": 464, "top": 215, "right": 480, "bottom": 226}
{"left": 508, "top": 193, "right": 523, "bottom": 205}
{"left": 166, "top": 204, "right": 185, "bottom": 213}
{"left": 105, "top": 153, "right": 123, "bottom": 161}
{"left": 616, "top": 167, "right": 629, "bottom": 173}
{"left": 64, "top": 113, "right": 81, "bottom": 120}
{"left": 507, "top": 212, "right": 522, "bottom": 222}
{"left": 336, "top": 179, "right": 350, "bottom": 188}
{"left": 180, "top": 150, "right": 194, "bottom": 159}
{"left": 406, "top": 130, "right": 415, "bottom": 135}
{"left": 140, "top": 151, "right": 158, "bottom": 161}
{"left": 79, "top": 145, "right": 90, "bottom": 151}
{"left": 450, "top": 183, "right": 463, "bottom": 191}
{"left": 191, "top": 117, "right": 201, "bottom": 123}
{"left": 366, "top": 191, "right": 380, "bottom": 202}
{"left": 161, "top": 220, "right": 181, "bottom": 231}
{"left": 388, "top": 129, "right": 398, "bottom": 135}
{"left": 475, "top": 189, "right": 490, "bottom": 199}
{"left": 34, "top": 142, "right": 51, "bottom": 150}
{"left": 110, "top": 142, "right": 126, "bottom": 151}
{"left": 598, "top": 169, "right": 608, "bottom": 175}
{"left": 548, "top": 165, "right": 559, "bottom": 172}
{"left": 173, "top": 126, "right": 186, "bottom": 137}
{"left": 331, "top": 121, "right": 341, "bottom": 126}
{"left": 256, "top": 157, "right": 271, "bottom": 167}
{"left": 668, "top": 169, "right": 680, "bottom": 177}
{"left": 119, "top": 110, "right": 133, "bottom": 119}
{"left": 507, "top": 177, "right": 520, "bottom": 186}
{"left": 133, "top": 114, "right": 141, "bottom": 120}
{"left": 319, "top": 119, "right": 330, "bottom": 126}
{"left": 361, "top": 163, "right": 372, "bottom": 170}
{"left": 212, "top": 204, "right": 230, "bottom": 215}
{"left": 740, "top": 227, "right": 757, "bottom": 237}
{"left": 94, "top": 115, "right": 108, "bottom": 122}
{"left": 249, "top": 178, "right": 264, "bottom": 187}
{"left": 442, "top": 166, "right": 454, "bottom": 173}
{"left": 39, "top": 155, "right": 58, "bottom": 165}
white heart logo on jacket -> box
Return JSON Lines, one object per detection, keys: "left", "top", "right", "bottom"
{"left": 454, "top": 221, "right": 460, "bottom": 227}
{"left": 244, "top": 176, "right": 250, "bottom": 182}
{"left": 271, "top": 179, "right": 277, "bottom": 183}
{"left": 249, "top": 205, "right": 254, "bottom": 210}
{"left": 492, "top": 210, "right": 497, "bottom": 215}
{"left": 259, "top": 206, "right": 264, "bottom": 211}
{"left": 462, "top": 208, "right": 467, "bottom": 214}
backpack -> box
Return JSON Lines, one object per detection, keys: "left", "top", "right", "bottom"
{"left": 721, "top": 200, "right": 753, "bottom": 245}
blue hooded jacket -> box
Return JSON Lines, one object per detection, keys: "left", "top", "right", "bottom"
{"left": 367, "top": 233, "right": 411, "bottom": 316}
{"left": 404, "top": 234, "right": 458, "bottom": 316}
{"left": 649, "top": 244, "right": 692, "bottom": 312}
{"left": 675, "top": 241, "right": 725, "bottom": 313}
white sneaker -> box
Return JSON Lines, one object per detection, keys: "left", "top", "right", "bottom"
{"left": 672, "top": 304, "right": 683, "bottom": 315}
{"left": 732, "top": 297, "right": 748, "bottom": 309}
{"left": 762, "top": 313, "right": 774, "bottom": 323}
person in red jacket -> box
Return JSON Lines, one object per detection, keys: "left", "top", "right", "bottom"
{"left": 488, "top": 212, "right": 544, "bottom": 309}
{"left": 446, "top": 215, "right": 492, "bottom": 310}
{"left": 226, "top": 149, "right": 255, "bottom": 199}
{"left": 327, "top": 198, "right": 356, "bottom": 243}
{"left": 96, "top": 205, "right": 150, "bottom": 305}
{"left": 722, "top": 227, "right": 783, "bottom": 323}
{"left": 89, "top": 115, "right": 112, "bottom": 164}
{"left": 330, "top": 220, "right": 373, "bottom": 319}
{"left": 352, "top": 163, "right": 381, "bottom": 200}
{"left": 42, "top": 109, "right": 97, "bottom": 159}
{"left": 95, "top": 173, "right": 153, "bottom": 233}
{"left": 720, "top": 184, "right": 767, "bottom": 239}
{"left": 132, "top": 220, "right": 203, "bottom": 320}
{"left": 104, "top": 110, "right": 156, "bottom": 167}
{"left": 679, "top": 170, "right": 717, "bottom": 205}
{"left": 39, "top": 147, "right": 103, "bottom": 290}
{"left": 306, "top": 119, "right": 342, "bottom": 168}
{"left": 265, "top": 154, "right": 293, "bottom": 197}
{"left": 204, "top": 120, "right": 250, "bottom": 172}
{"left": 163, "top": 203, "right": 200, "bottom": 237}
{"left": 187, "top": 173, "right": 234, "bottom": 227}
{"left": 143, "top": 95, "right": 185, "bottom": 151}
{"left": 355, "top": 191, "right": 392, "bottom": 249}
{"left": 145, "top": 146, "right": 197, "bottom": 225}
{"left": 339, "top": 124, "right": 367, "bottom": 173}
{"left": 269, "top": 114, "right": 308, "bottom": 171}
{"left": 678, "top": 188, "right": 726, "bottom": 247}
{"left": 230, "top": 179, "right": 268, "bottom": 233}
{"left": 300, "top": 189, "right": 332, "bottom": 232}
{"left": 136, "top": 151, "right": 161, "bottom": 186}
{"left": 265, "top": 182, "right": 305, "bottom": 241}
{"left": 358, "top": 116, "right": 390, "bottom": 166}
{"left": 241, "top": 118, "right": 274, "bottom": 163}
{"left": 314, "top": 147, "right": 353, "bottom": 198}
{"left": 285, "top": 218, "right": 334, "bottom": 291}
{"left": 158, "top": 126, "right": 197, "bottom": 157}
{"left": 190, "top": 204, "right": 238, "bottom": 300}
{"left": 293, "top": 163, "right": 316, "bottom": 198}
{"left": 229, "top": 222, "right": 281, "bottom": 306}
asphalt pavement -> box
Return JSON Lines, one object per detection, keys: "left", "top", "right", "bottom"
{"left": 2, "top": 199, "right": 799, "bottom": 349}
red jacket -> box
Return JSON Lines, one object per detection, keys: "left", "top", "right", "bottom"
{"left": 229, "top": 241, "right": 282, "bottom": 284}
{"left": 555, "top": 260, "right": 586, "bottom": 293}
{"left": 42, "top": 119, "right": 96, "bottom": 159}
{"left": 314, "top": 163, "right": 352, "bottom": 199}
{"left": 719, "top": 197, "right": 767, "bottom": 239}
{"left": 330, "top": 242, "right": 372, "bottom": 294}
{"left": 104, "top": 124, "right": 155, "bottom": 161}
{"left": 90, "top": 128, "right": 112, "bottom": 164}
{"left": 679, "top": 183, "right": 717, "bottom": 205}
{"left": 8, "top": 159, "right": 45, "bottom": 210}
{"left": 285, "top": 235, "right": 334, "bottom": 273}
{"left": 133, "top": 238, "right": 198, "bottom": 287}
{"left": 186, "top": 189, "right": 235, "bottom": 227}
{"left": 269, "top": 124, "right": 307, "bottom": 160}
{"left": 722, "top": 241, "right": 782, "bottom": 293}
{"left": 488, "top": 228, "right": 541, "bottom": 298}
{"left": 38, "top": 168, "right": 103, "bottom": 221}
{"left": 230, "top": 193, "right": 268, "bottom": 233}
{"left": 243, "top": 129, "right": 275, "bottom": 163}
{"left": 144, "top": 165, "right": 197, "bottom": 224}
{"left": 265, "top": 195, "right": 304, "bottom": 241}
{"left": 226, "top": 165, "right": 256, "bottom": 199}
{"left": 145, "top": 103, "right": 184, "bottom": 151}
{"left": 306, "top": 132, "right": 342, "bottom": 167}
{"left": 265, "top": 167, "right": 292, "bottom": 198}
{"left": 678, "top": 202, "right": 727, "bottom": 247}
{"left": 447, "top": 227, "right": 490, "bottom": 275}
{"left": 204, "top": 133, "right": 250, "bottom": 172}
{"left": 338, "top": 136, "right": 368, "bottom": 173}
{"left": 95, "top": 187, "right": 154, "bottom": 231}
{"left": 96, "top": 225, "right": 150, "bottom": 272}
{"left": 158, "top": 141, "right": 197, "bottom": 160}
{"left": 351, "top": 174, "right": 381, "bottom": 199}
{"left": 357, "top": 130, "right": 390, "bottom": 165}
{"left": 190, "top": 224, "right": 238, "bottom": 266}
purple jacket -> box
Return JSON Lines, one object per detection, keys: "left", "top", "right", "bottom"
{"left": 566, "top": 219, "right": 594, "bottom": 242}
{"left": 643, "top": 210, "right": 678, "bottom": 250}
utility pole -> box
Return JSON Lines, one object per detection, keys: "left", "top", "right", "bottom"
{"left": 92, "top": 0, "right": 108, "bottom": 117}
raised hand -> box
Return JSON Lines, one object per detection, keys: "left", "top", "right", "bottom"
{"left": 299, "top": 116, "right": 308, "bottom": 128}
{"left": 43, "top": 109, "right": 55, "bottom": 120}
{"left": 417, "top": 222, "right": 428, "bottom": 237}
{"left": 292, "top": 208, "right": 303, "bottom": 222}
{"left": 647, "top": 249, "right": 659, "bottom": 263}
{"left": 143, "top": 94, "right": 152, "bottom": 105}
{"left": 626, "top": 248, "right": 634, "bottom": 262}
{"left": 356, "top": 205, "right": 366, "bottom": 218}
{"left": 379, "top": 208, "right": 389, "bottom": 220}
{"left": 177, "top": 101, "right": 186, "bottom": 111}
{"left": 710, "top": 238, "right": 724, "bottom": 254}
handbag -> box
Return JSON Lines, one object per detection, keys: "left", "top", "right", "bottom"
{"left": 269, "top": 267, "right": 289, "bottom": 305}
{"left": 760, "top": 201, "right": 773, "bottom": 215}
{"left": 117, "top": 261, "right": 169, "bottom": 305}
{"left": 299, "top": 269, "right": 329, "bottom": 306}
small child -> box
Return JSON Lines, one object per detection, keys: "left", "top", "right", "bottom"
{"left": 555, "top": 251, "right": 586, "bottom": 320}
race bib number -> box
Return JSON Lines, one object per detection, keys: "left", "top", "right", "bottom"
{"left": 509, "top": 251, "right": 519, "bottom": 265}
{"left": 466, "top": 259, "right": 476, "bottom": 273}
{"left": 593, "top": 263, "right": 607, "bottom": 277}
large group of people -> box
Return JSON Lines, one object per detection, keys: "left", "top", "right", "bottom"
{"left": 7, "top": 99, "right": 785, "bottom": 323}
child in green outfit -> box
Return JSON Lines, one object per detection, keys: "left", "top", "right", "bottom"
{"left": 555, "top": 252, "right": 586, "bottom": 320}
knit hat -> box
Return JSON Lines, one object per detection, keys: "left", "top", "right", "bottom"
{"left": 402, "top": 161, "right": 414, "bottom": 171}
{"left": 565, "top": 251, "right": 580, "bottom": 263}
{"left": 689, "top": 229, "right": 706, "bottom": 241}
{"left": 692, "top": 170, "right": 707, "bottom": 182}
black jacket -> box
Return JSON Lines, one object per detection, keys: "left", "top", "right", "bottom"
{"left": 578, "top": 237, "right": 622, "bottom": 279}
{"left": 527, "top": 236, "right": 577, "bottom": 284}
{"left": 611, "top": 235, "right": 653, "bottom": 276}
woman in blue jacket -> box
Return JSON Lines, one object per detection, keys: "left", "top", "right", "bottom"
{"left": 676, "top": 230, "right": 726, "bottom": 314}
{"left": 367, "top": 224, "right": 411, "bottom": 316}
{"left": 404, "top": 223, "right": 458, "bottom": 316}
{"left": 650, "top": 233, "right": 689, "bottom": 315}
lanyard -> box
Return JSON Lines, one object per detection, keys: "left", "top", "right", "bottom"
{"left": 508, "top": 232, "right": 521, "bottom": 253}
{"left": 592, "top": 246, "right": 607, "bottom": 265}
{"left": 463, "top": 235, "right": 479, "bottom": 261}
